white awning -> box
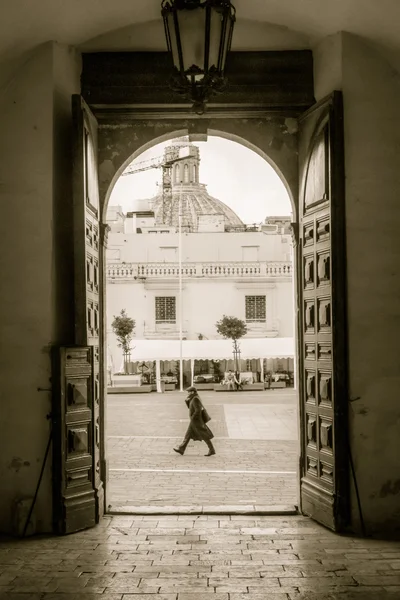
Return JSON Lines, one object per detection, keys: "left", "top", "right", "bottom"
{"left": 129, "top": 337, "right": 294, "bottom": 361}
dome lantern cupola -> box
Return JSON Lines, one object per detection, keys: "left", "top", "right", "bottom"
{"left": 147, "top": 139, "right": 244, "bottom": 232}
{"left": 163, "top": 140, "right": 200, "bottom": 187}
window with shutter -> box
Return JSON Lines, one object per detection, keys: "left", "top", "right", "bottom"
{"left": 245, "top": 295, "right": 266, "bottom": 322}
{"left": 155, "top": 296, "right": 176, "bottom": 323}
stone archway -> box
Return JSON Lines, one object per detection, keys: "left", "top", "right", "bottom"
{"left": 98, "top": 117, "right": 299, "bottom": 223}
{"left": 99, "top": 120, "right": 300, "bottom": 512}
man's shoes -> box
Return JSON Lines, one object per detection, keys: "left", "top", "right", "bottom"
{"left": 205, "top": 450, "right": 216, "bottom": 456}
{"left": 173, "top": 448, "right": 184, "bottom": 455}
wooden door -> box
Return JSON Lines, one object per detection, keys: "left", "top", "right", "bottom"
{"left": 52, "top": 96, "right": 103, "bottom": 534}
{"left": 297, "top": 91, "right": 349, "bottom": 530}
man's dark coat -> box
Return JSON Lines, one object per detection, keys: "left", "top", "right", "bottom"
{"left": 184, "top": 393, "right": 214, "bottom": 441}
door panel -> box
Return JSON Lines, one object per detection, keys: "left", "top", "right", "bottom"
{"left": 52, "top": 346, "right": 96, "bottom": 534}
{"left": 52, "top": 96, "right": 103, "bottom": 534}
{"left": 298, "top": 91, "right": 348, "bottom": 530}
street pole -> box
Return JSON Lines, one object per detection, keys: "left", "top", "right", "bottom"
{"left": 178, "top": 183, "right": 184, "bottom": 392}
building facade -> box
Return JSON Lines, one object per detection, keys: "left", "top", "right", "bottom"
{"left": 106, "top": 141, "right": 294, "bottom": 373}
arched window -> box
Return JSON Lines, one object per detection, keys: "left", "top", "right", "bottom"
{"left": 193, "top": 164, "right": 197, "bottom": 183}
{"left": 184, "top": 163, "right": 189, "bottom": 183}
{"left": 175, "top": 164, "right": 180, "bottom": 183}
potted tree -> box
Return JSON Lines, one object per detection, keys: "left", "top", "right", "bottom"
{"left": 111, "top": 309, "right": 135, "bottom": 375}
{"left": 215, "top": 315, "right": 247, "bottom": 388}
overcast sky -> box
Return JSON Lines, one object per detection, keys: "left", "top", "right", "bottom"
{"left": 108, "top": 136, "right": 292, "bottom": 223}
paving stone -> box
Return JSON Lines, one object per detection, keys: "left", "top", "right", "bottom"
{"left": 178, "top": 595, "right": 228, "bottom": 600}
{"left": 121, "top": 597, "right": 176, "bottom": 600}
{"left": 148, "top": 565, "right": 211, "bottom": 574}
{"left": 140, "top": 577, "right": 208, "bottom": 586}
{"left": 1, "top": 514, "right": 400, "bottom": 598}
{"left": 230, "top": 595, "right": 290, "bottom": 600}
{"left": 120, "top": 597, "right": 175, "bottom": 600}
{"left": 353, "top": 574, "right": 400, "bottom": 585}
{"left": 286, "top": 593, "right": 392, "bottom": 599}
{"left": 107, "top": 390, "right": 297, "bottom": 510}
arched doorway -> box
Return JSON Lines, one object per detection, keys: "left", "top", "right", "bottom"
{"left": 53, "top": 91, "right": 347, "bottom": 534}
{"left": 104, "top": 132, "right": 299, "bottom": 514}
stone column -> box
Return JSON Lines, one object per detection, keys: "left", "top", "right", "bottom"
{"left": 156, "top": 359, "right": 162, "bottom": 393}
{"left": 191, "top": 358, "right": 195, "bottom": 386}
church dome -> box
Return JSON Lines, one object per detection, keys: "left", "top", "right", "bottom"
{"left": 147, "top": 140, "right": 244, "bottom": 232}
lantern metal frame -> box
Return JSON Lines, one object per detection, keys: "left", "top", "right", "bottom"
{"left": 161, "top": 0, "right": 236, "bottom": 114}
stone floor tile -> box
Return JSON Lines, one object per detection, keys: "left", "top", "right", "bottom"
{"left": 139, "top": 577, "right": 207, "bottom": 587}
{"left": 289, "top": 591, "right": 400, "bottom": 599}
{"left": 44, "top": 596, "right": 124, "bottom": 600}
{"left": 0, "top": 584, "right": 60, "bottom": 593}
{"left": 121, "top": 596, "right": 177, "bottom": 600}
{"left": 0, "top": 574, "right": 17, "bottom": 584}
{"left": 0, "top": 595, "right": 46, "bottom": 600}
{"left": 353, "top": 574, "right": 400, "bottom": 585}
{"left": 104, "top": 585, "right": 143, "bottom": 593}
{"left": 2, "top": 514, "right": 400, "bottom": 598}
{"left": 80, "top": 565, "right": 137, "bottom": 573}
{"left": 233, "top": 596, "right": 291, "bottom": 600}
{"left": 280, "top": 575, "right": 357, "bottom": 587}
{"left": 178, "top": 594, "right": 228, "bottom": 600}
{"left": 160, "top": 583, "right": 219, "bottom": 600}
{"left": 136, "top": 565, "right": 211, "bottom": 574}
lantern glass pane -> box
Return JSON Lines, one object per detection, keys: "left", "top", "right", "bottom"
{"left": 166, "top": 13, "right": 181, "bottom": 71}
{"left": 220, "top": 16, "right": 234, "bottom": 69}
{"left": 208, "top": 8, "right": 223, "bottom": 72}
{"left": 178, "top": 8, "right": 206, "bottom": 75}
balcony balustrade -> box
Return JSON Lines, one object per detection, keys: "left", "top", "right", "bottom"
{"left": 107, "top": 261, "right": 292, "bottom": 281}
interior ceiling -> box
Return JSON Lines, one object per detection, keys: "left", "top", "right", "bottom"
{"left": 1, "top": 0, "right": 399, "bottom": 67}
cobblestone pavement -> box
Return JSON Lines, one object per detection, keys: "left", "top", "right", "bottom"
{"left": 107, "top": 391, "right": 298, "bottom": 511}
{"left": 1, "top": 514, "right": 400, "bottom": 598}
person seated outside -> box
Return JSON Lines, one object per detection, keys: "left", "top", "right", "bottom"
{"left": 235, "top": 371, "right": 244, "bottom": 391}
{"left": 222, "top": 370, "right": 239, "bottom": 391}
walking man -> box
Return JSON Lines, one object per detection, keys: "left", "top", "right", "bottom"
{"left": 173, "top": 386, "right": 216, "bottom": 456}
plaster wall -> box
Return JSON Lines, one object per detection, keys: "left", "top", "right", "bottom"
{"left": 342, "top": 34, "right": 400, "bottom": 535}
{"left": 314, "top": 32, "right": 400, "bottom": 534}
{"left": 274, "top": 283, "right": 296, "bottom": 338}
{"left": 313, "top": 33, "right": 343, "bottom": 101}
{"left": 107, "top": 231, "right": 291, "bottom": 263}
{"left": 52, "top": 45, "right": 81, "bottom": 341}
{"left": 0, "top": 44, "right": 54, "bottom": 533}
{"left": 0, "top": 43, "right": 79, "bottom": 534}
{"left": 106, "top": 228, "right": 293, "bottom": 368}
{"left": 107, "top": 277, "right": 293, "bottom": 371}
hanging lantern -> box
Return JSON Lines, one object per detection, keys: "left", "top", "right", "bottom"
{"left": 161, "top": 0, "right": 236, "bottom": 114}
